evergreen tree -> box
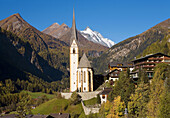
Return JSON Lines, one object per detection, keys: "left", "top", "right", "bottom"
{"left": 108, "top": 71, "right": 135, "bottom": 106}
{"left": 16, "top": 93, "right": 32, "bottom": 118}
{"left": 128, "top": 81, "right": 150, "bottom": 117}
{"left": 147, "top": 63, "right": 170, "bottom": 118}
{"left": 158, "top": 86, "right": 170, "bottom": 118}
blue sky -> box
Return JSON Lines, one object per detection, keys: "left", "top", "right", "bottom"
{"left": 0, "top": 0, "right": 169, "bottom": 43}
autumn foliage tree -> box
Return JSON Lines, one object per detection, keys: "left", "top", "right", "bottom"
{"left": 107, "top": 96, "right": 125, "bottom": 118}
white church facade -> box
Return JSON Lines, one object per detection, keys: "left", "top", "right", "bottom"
{"left": 70, "top": 9, "right": 93, "bottom": 92}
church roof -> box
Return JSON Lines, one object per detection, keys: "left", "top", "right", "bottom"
{"left": 70, "top": 8, "right": 78, "bottom": 45}
{"left": 78, "top": 53, "right": 91, "bottom": 68}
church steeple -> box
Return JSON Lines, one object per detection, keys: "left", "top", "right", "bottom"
{"left": 70, "top": 8, "right": 79, "bottom": 92}
{"left": 70, "top": 8, "right": 78, "bottom": 45}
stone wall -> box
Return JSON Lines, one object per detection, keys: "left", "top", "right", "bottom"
{"left": 61, "top": 91, "right": 101, "bottom": 100}
{"left": 78, "top": 91, "right": 101, "bottom": 100}
{"left": 61, "top": 92, "right": 72, "bottom": 99}
{"left": 81, "top": 101, "right": 100, "bottom": 115}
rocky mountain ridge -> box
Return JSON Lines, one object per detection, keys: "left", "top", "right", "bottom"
{"left": 80, "top": 27, "right": 115, "bottom": 48}
{"left": 42, "top": 23, "right": 69, "bottom": 38}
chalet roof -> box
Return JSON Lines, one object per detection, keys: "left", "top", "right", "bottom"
{"left": 105, "top": 69, "right": 121, "bottom": 76}
{"left": 99, "top": 88, "right": 112, "bottom": 95}
{"left": 78, "top": 53, "right": 91, "bottom": 68}
{"left": 132, "top": 52, "right": 170, "bottom": 62}
{"left": 109, "top": 62, "right": 134, "bottom": 68}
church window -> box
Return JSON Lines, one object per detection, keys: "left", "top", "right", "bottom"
{"left": 77, "top": 71, "right": 78, "bottom": 82}
{"left": 73, "top": 48, "right": 75, "bottom": 53}
{"left": 84, "top": 87, "right": 86, "bottom": 90}
{"left": 81, "top": 71, "right": 83, "bottom": 82}
{"left": 79, "top": 72, "right": 81, "bottom": 83}
{"left": 84, "top": 71, "right": 86, "bottom": 83}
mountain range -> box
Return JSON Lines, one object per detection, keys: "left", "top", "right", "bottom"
{"left": 42, "top": 23, "right": 108, "bottom": 57}
{"left": 0, "top": 13, "right": 108, "bottom": 81}
{"left": 0, "top": 13, "right": 169, "bottom": 81}
{"left": 43, "top": 24, "right": 115, "bottom": 48}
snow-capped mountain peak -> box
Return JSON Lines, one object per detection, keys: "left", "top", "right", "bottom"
{"left": 80, "top": 27, "right": 115, "bottom": 48}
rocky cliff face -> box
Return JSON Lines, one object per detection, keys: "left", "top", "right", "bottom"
{"left": 93, "top": 19, "right": 170, "bottom": 74}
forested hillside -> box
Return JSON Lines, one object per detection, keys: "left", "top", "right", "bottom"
{"left": 92, "top": 19, "right": 170, "bottom": 74}
{"left": 0, "top": 28, "right": 67, "bottom": 81}
{"left": 137, "top": 31, "right": 170, "bottom": 58}
{"left": 0, "top": 13, "right": 70, "bottom": 80}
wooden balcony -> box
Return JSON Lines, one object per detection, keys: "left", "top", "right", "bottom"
{"left": 142, "top": 65, "right": 155, "bottom": 68}
{"left": 135, "top": 61, "right": 161, "bottom": 66}
{"left": 148, "top": 57, "right": 163, "bottom": 60}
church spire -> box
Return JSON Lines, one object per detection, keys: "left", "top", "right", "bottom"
{"left": 70, "top": 8, "right": 78, "bottom": 45}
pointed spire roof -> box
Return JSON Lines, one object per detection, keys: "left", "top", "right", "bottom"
{"left": 78, "top": 53, "right": 91, "bottom": 68}
{"left": 70, "top": 8, "right": 78, "bottom": 45}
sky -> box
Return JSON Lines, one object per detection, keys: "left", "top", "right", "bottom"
{"left": 0, "top": 0, "right": 170, "bottom": 43}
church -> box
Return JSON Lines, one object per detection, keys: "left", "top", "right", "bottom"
{"left": 70, "top": 9, "right": 93, "bottom": 92}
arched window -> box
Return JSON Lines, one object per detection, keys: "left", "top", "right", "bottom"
{"left": 77, "top": 71, "right": 78, "bottom": 84}
{"left": 79, "top": 71, "right": 81, "bottom": 83}
{"left": 84, "top": 71, "right": 86, "bottom": 83}
{"left": 73, "top": 48, "right": 75, "bottom": 53}
{"left": 81, "top": 71, "right": 83, "bottom": 83}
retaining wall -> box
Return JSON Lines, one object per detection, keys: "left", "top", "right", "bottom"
{"left": 61, "top": 91, "right": 101, "bottom": 100}
{"left": 81, "top": 101, "right": 100, "bottom": 115}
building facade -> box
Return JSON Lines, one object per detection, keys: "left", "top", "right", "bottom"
{"left": 107, "top": 69, "right": 121, "bottom": 81}
{"left": 99, "top": 88, "right": 112, "bottom": 104}
{"left": 106, "top": 62, "right": 134, "bottom": 82}
{"left": 131, "top": 53, "right": 170, "bottom": 79}
{"left": 108, "top": 62, "right": 134, "bottom": 72}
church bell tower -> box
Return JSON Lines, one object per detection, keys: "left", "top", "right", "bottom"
{"left": 70, "top": 9, "right": 79, "bottom": 92}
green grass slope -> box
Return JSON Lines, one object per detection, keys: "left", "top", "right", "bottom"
{"left": 84, "top": 98, "right": 97, "bottom": 106}
{"left": 32, "top": 98, "right": 85, "bottom": 117}
{"left": 22, "top": 91, "right": 55, "bottom": 99}
{"left": 32, "top": 98, "right": 69, "bottom": 114}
